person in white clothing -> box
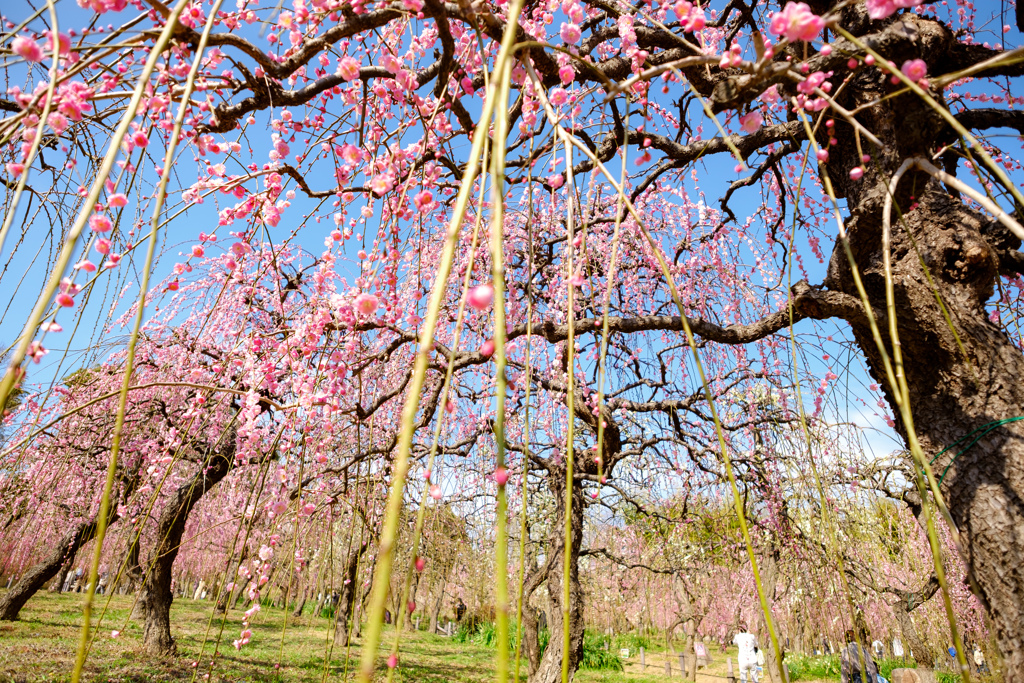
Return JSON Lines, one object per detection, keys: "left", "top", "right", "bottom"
{"left": 733, "top": 624, "right": 759, "bottom": 683}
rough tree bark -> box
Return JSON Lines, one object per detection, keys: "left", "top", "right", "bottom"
{"left": 755, "top": 545, "right": 785, "bottom": 683}
{"left": 521, "top": 605, "right": 543, "bottom": 676}
{"left": 139, "top": 447, "right": 233, "bottom": 655}
{"left": 48, "top": 550, "right": 75, "bottom": 593}
{"left": 428, "top": 562, "right": 449, "bottom": 634}
{"left": 530, "top": 464, "right": 585, "bottom": 683}
{"left": 776, "top": 5, "right": 1024, "bottom": 676}
{"left": 887, "top": 575, "right": 939, "bottom": 667}
{"left": 334, "top": 542, "right": 368, "bottom": 646}
{"left": 0, "top": 515, "right": 108, "bottom": 620}
{"left": 292, "top": 586, "right": 308, "bottom": 617}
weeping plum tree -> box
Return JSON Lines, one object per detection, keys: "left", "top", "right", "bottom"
{"left": 3, "top": 0, "right": 1024, "bottom": 678}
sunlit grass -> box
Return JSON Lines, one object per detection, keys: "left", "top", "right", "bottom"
{"left": 0, "top": 591, "right": 717, "bottom": 682}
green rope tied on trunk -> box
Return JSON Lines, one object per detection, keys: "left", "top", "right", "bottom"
{"left": 927, "top": 416, "right": 1024, "bottom": 485}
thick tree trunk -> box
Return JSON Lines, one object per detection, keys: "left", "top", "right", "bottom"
{"left": 522, "top": 605, "right": 542, "bottom": 676}
{"left": 529, "top": 468, "right": 584, "bottom": 683}
{"left": 48, "top": 551, "right": 75, "bottom": 594}
{"left": 0, "top": 515, "right": 108, "bottom": 620}
{"left": 292, "top": 587, "right": 308, "bottom": 617}
{"left": 792, "top": 11, "right": 1024, "bottom": 677}
{"left": 429, "top": 579, "right": 445, "bottom": 633}
{"left": 313, "top": 590, "right": 328, "bottom": 619}
{"left": 140, "top": 448, "right": 233, "bottom": 655}
{"left": 887, "top": 575, "right": 939, "bottom": 667}
{"left": 334, "top": 542, "right": 367, "bottom": 646}
{"left": 756, "top": 548, "right": 785, "bottom": 683}
{"left": 428, "top": 556, "right": 452, "bottom": 634}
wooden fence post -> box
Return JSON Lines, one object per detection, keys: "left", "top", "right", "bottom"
{"left": 640, "top": 646, "right": 645, "bottom": 670}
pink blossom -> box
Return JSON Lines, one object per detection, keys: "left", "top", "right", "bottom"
{"left": 866, "top": 0, "right": 921, "bottom": 19}
{"left": 338, "top": 56, "right": 360, "bottom": 81}
{"left": 415, "top": 556, "right": 426, "bottom": 572}
{"left": 560, "top": 22, "right": 581, "bottom": 44}
{"left": 797, "top": 70, "right": 829, "bottom": 95}
{"left": 761, "top": 85, "right": 780, "bottom": 104}
{"left": 548, "top": 174, "right": 564, "bottom": 189}
{"left": 550, "top": 87, "right": 568, "bottom": 106}
{"left": 369, "top": 174, "right": 394, "bottom": 195}
{"left": 95, "top": 238, "right": 111, "bottom": 255}
{"left": 900, "top": 59, "right": 927, "bottom": 83}
{"left": 192, "top": 245, "right": 205, "bottom": 257}
{"left": 467, "top": 283, "right": 494, "bottom": 310}
{"left": 89, "top": 213, "right": 112, "bottom": 232}
{"left": 12, "top": 36, "right": 44, "bottom": 62}
{"left": 480, "top": 339, "right": 495, "bottom": 357}
{"left": 674, "top": 0, "right": 706, "bottom": 32}
{"left": 494, "top": 467, "right": 509, "bottom": 485}
{"left": 769, "top": 2, "right": 824, "bottom": 43}
{"left": 132, "top": 131, "right": 149, "bottom": 148}
{"left": 75, "top": 259, "right": 97, "bottom": 272}
{"left": 41, "top": 321, "right": 63, "bottom": 332}
{"left": 104, "top": 253, "right": 121, "bottom": 268}
{"left": 108, "top": 193, "right": 128, "bottom": 208}
{"left": 849, "top": 167, "right": 864, "bottom": 180}
{"left": 402, "top": 0, "right": 423, "bottom": 10}
{"left": 46, "top": 31, "right": 71, "bottom": 56}
{"left": 6, "top": 163, "right": 25, "bottom": 177}
{"left": 413, "top": 190, "right": 433, "bottom": 211}
{"left": 387, "top": 654, "right": 398, "bottom": 669}
{"left": 429, "top": 484, "right": 442, "bottom": 500}
{"left": 56, "top": 292, "right": 75, "bottom": 307}
{"left": 47, "top": 112, "right": 69, "bottom": 134}
{"left": 111, "top": 630, "right": 120, "bottom": 639}
{"left": 354, "top": 293, "right": 379, "bottom": 317}
{"left": 27, "top": 341, "right": 48, "bottom": 364}
{"left": 559, "top": 65, "right": 575, "bottom": 85}
{"left": 739, "top": 111, "right": 763, "bottom": 134}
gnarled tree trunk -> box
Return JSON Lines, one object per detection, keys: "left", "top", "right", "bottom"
{"left": 0, "top": 516, "right": 105, "bottom": 620}
{"left": 778, "top": 7, "right": 1024, "bottom": 677}
{"left": 756, "top": 546, "right": 785, "bottom": 683}
{"left": 140, "top": 447, "right": 233, "bottom": 655}
{"left": 530, "top": 466, "right": 584, "bottom": 683}
{"left": 334, "top": 542, "right": 368, "bottom": 646}
{"left": 292, "top": 586, "right": 308, "bottom": 617}
{"left": 888, "top": 575, "right": 939, "bottom": 667}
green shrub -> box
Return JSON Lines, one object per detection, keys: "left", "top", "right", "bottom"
{"left": 785, "top": 653, "right": 841, "bottom": 680}
{"left": 452, "top": 621, "right": 477, "bottom": 644}
{"left": 614, "top": 631, "right": 652, "bottom": 653}
{"left": 453, "top": 620, "right": 523, "bottom": 650}
{"left": 877, "top": 657, "right": 916, "bottom": 680}
{"left": 579, "top": 631, "right": 623, "bottom": 671}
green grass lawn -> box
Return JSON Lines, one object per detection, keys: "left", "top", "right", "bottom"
{"left": 0, "top": 591, "right": 729, "bottom": 682}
